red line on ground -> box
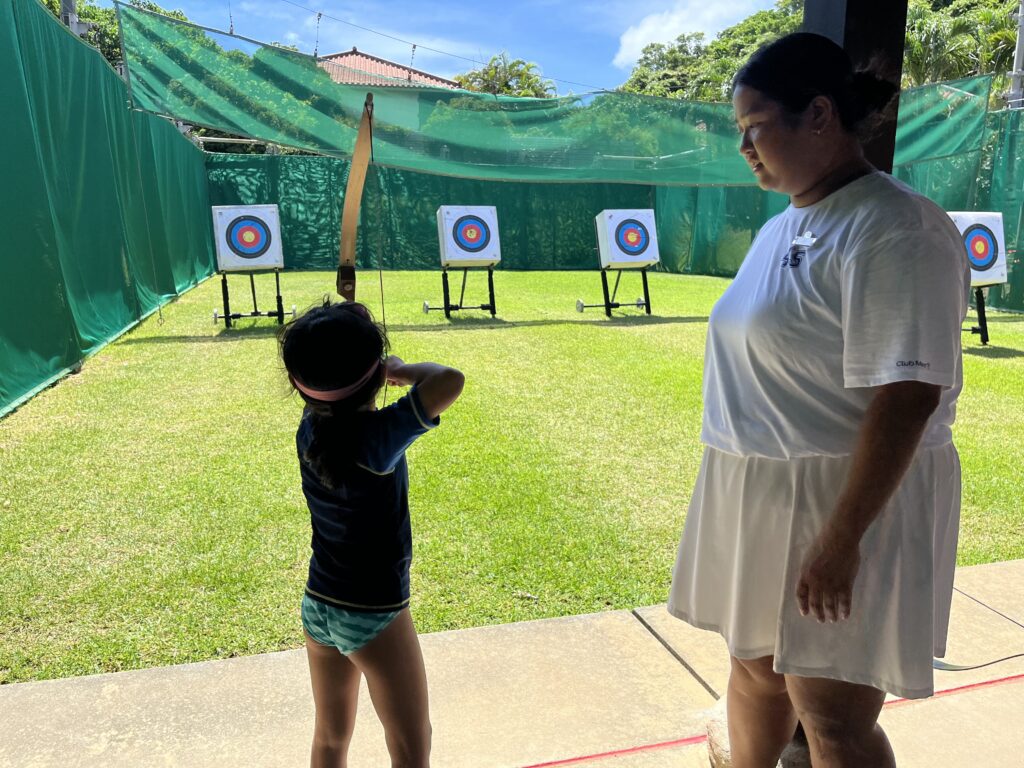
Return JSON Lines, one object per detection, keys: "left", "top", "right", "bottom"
{"left": 519, "top": 734, "right": 707, "bottom": 767}
{"left": 885, "top": 671, "right": 1024, "bottom": 709}
{"left": 518, "top": 671, "right": 1024, "bottom": 767}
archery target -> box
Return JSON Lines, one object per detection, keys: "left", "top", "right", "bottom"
{"left": 212, "top": 204, "right": 284, "bottom": 272}
{"left": 596, "top": 209, "right": 660, "bottom": 269}
{"left": 437, "top": 206, "right": 501, "bottom": 267}
{"left": 947, "top": 212, "right": 1008, "bottom": 288}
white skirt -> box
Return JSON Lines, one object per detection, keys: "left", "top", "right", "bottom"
{"left": 668, "top": 444, "right": 961, "bottom": 699}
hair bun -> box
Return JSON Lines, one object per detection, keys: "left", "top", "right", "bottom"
{"left": 850, "top": 70, "right": 898, "bottom": 117}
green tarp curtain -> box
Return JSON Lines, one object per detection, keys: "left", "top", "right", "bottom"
{"left": 0, "top": 0, "right": 215, "bottom": 417}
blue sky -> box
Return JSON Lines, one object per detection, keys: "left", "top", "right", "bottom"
{"left": 102, "top": 0, "right": 777, "bottom": 93}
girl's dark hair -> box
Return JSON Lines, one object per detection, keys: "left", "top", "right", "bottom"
{"left": 733, "top": 32, "right": 897, "bottom": 133}
{"left": 278, "top": 299, "right": 389, "bottom": 489}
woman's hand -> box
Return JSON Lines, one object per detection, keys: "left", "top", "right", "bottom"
{"left": 796, "top": 526, "right": 861, "bottom": 623}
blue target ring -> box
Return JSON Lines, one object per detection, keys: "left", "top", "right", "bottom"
{"left": 453, "top": 215, "right": 491, "bottom": 253}
{"left": 963, "top": 224, "right": 998, "bottom": 271}
{"left": 615, "top": 219, "right": 650, "bottom": 256}
{"left": 227, "top": 215, "right": 272, "bottom": 259}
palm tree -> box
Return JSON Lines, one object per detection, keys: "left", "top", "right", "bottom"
{"left": 455, "top": 53, "right": 556, "bottom": 98}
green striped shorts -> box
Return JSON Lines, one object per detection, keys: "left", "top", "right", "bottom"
{"left": 301, "top": 594, "right": 401, "bottom": 655}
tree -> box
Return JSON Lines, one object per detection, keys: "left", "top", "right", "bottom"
{"left": 619, "top": 0, "right": 803, "bottom": 101}
{"left": 43, "top": 0, "right": 189, "bottom": 67}
{"left": 454, "top": 53, "right": 556, "bottom": 98}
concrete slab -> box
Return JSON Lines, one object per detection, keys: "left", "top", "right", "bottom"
{"left": 934, "top": 589, "right": 1024, "bottom": 692}
{"left": 0, "top": 610, "right": 716, "bottom": 768}
{"left": 410, "top": 610, "right": 716, "bottom": 768}
{"left": 633, "top": 605, "right": 729, "bottom": 698}
{"left": 953, "top": 559, "right": 1024, "bottom": 627}
{"left": 574, "top": 741, "right": 709, "bottom": 767}
{"left": 880, "top": 676, "right": 1024, "bottom": 768}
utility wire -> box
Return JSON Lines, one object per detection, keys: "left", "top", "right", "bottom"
{"left": 274, "top": 0, "right": 608, "bottom": 92}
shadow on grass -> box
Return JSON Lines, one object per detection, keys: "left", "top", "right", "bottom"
{"left": 119, "top": 315, "right": 710, "bottom": 342}
{"left": 118, "top": 324, "right": 282, "bottom": 345}
{"left": 386, "top": 314, "right": 709, "bottom": 333}
{"left": 963, "top": 345, "right": 1024, "bottom": 359}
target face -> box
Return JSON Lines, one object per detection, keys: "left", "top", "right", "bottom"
{"left": 436, "top": 206, "right": 501, "bottom": 267}
{"left": 212, "top": 204, "right": 285, "bottom": 272}
{"left": 227, "top": 216, "right": 272, "bottom": 259}
{"left": 947, "top": 212, "right": 1008, "bottom": 288}
{"left": 453, "top": 215, "right": 491, "bottom": 253}
{"left": 963, "top": 224, "right": 997, "bottom": 271}
{"left": 615, "top": 220, "right": 650, "bottom": 256}
{"left": 596, "top": 209, "right": 660, "bottom": 269}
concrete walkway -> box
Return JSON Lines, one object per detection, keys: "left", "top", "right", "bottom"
{"left": 2, "top": 561, "right": 1022, "bottom": 767}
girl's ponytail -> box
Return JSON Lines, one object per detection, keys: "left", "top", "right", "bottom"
{"left": 279, "top": 299, "right": 389, "bottom": 489}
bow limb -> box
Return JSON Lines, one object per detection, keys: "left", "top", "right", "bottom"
{"left": 337, "top": 93, "right": 374, "bottom": 300}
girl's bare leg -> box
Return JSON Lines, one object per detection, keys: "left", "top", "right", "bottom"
{"left": 350, "top": 609, "right": 431, "bottom": 768}
{"left": 305, "top": 630, "right": 362, "bottom": 768}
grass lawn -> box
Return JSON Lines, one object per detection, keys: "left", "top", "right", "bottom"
{"left": 1, "top": 270, "right": 1022, "bottom": 684}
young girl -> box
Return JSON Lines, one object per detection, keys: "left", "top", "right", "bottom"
{"left": 279, "top": 299, "right": 464, "bottom": 768}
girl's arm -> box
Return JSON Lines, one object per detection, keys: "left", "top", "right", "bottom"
{"left": 385, "top": 356, "right": 465, "bottom": 420}
{"left": 796, "top": 379, "right": 942, "bottom": 623}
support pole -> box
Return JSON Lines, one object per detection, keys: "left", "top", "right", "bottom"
{"left": 220, "top": 273, "right": 232, "bottom": 329}
{"left": 1010, "top": 0, "right": 1024, "bottom": 109}
{"left": 973, "top": 287, "right": 990, "bottom": 344}
{"left": 601, "top": 270, "right": 613, "bottom": 319}
{"left": 802, "top": 0, "right": 909, "bottom": 172}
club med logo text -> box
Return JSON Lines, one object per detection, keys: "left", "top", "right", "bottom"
{"left": 897, "top": 360, "right": 931, "bottom": 369}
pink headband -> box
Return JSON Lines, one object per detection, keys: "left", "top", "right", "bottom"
{"left": 291, "top": 359, "right": 381, "bottom": 402}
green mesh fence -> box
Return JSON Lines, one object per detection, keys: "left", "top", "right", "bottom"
{"left": 0, "top": 0, "right": 215, "bottom": 417}
{"left": 121, "top": 3, "right": 1020, "bottom": 294}
{"left": 979, "top": 108, "right": 1024, "bottom": 311}
{"left": 117, "top": 2, "right": 750, "bottom": 186}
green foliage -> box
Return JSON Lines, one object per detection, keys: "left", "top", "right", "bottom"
{"left": 454, "top": 52, "right": 556, "bottom": 98}
{"left": 621, "top": 0, "right": 803, "bottom": 101}
{"left": 42, "top": 0, "right": 189, "bottom": 66}
{"left": 621, "top": 0, "right": 1017, "bottom": 102}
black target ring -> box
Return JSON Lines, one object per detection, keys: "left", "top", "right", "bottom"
{"left": 226, "top": 215, "right": 272, "bottom": 259}
{"left": 452, "top": 215, "right": 491, "bottom": 253}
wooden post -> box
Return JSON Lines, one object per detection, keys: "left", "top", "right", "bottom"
{"left": 803, "top": 0, "right": 910, "bottom": 172}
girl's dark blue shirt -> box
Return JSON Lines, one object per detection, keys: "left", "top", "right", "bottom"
{"left": 296, "top": 387, "right": 438, "bottom": 612}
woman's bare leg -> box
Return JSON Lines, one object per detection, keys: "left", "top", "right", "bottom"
{"left": 727, "top": 655, "right": 799, "bottom": 768}
{"left": 786, "top": 674, "right": 895, "bottom": 768}
{"left": 350, "top": 609, "right": 431, "bottom": 767}
{"left": 305, "top": 631, "right": 362, "bottom": 768}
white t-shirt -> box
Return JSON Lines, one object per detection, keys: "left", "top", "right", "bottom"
{"left": 701, "top": 172, "right": 970, "bottom": 459}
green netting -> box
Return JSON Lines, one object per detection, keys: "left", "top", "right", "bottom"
{"left": 117, "top": 3, "right": 750, "bottom": 186}
{"left": 0, "top": 0, "right": 215, "bottom": 417}
{"left": 979, "top": 109, "right": 1024, "bottom": 311}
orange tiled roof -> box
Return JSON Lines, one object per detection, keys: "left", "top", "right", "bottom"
{"left": 318, "top": 48, "right": 459, "bottom": 89}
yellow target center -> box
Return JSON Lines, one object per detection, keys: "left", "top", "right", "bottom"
{"left": 974, "top": 241, "right": 986, "bottom": 255}
{"left": 627, "top": 232, "right": 639, "bottom": 244}
{"left": 466, "top": 227, "right": 478, "bottom": 239}
{"left": 242, "top": 231, "right": 256, "bottom": 244}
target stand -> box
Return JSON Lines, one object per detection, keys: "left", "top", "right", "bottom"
{"left": 213, "top": 270, "right": 296, "bottom": 328}
{"left": 423, "top": 267, "right": 497, "bottom": 319}
{"left": 211, "top": 204, "right": 295, "bottom": 328}
{"left": 577, "top": 209, "right": 660, "bottom": 318}
{"left": 425, "top": 206, "right": 501, "bottom": 319}
{"left": 949, "top": 212, "right": 1009, "bottom": 345}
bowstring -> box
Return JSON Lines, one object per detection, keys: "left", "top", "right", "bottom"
{"left": 366, "top": 97, "right": 389, "bottom": 409}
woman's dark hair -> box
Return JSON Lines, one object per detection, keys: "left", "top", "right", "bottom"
{"left": 733, "top": 32, "right": 897, "bottom": 133}
{"left": 278, "top": 298, "right": 389, "bottom": 489}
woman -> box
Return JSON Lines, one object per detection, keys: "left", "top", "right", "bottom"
{"left": 668, "top": 33, "right": 970, "bottom": 767}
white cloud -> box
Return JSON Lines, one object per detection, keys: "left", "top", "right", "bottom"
{"left": 612, "top": 0, "right": 773, "bottom": 69}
